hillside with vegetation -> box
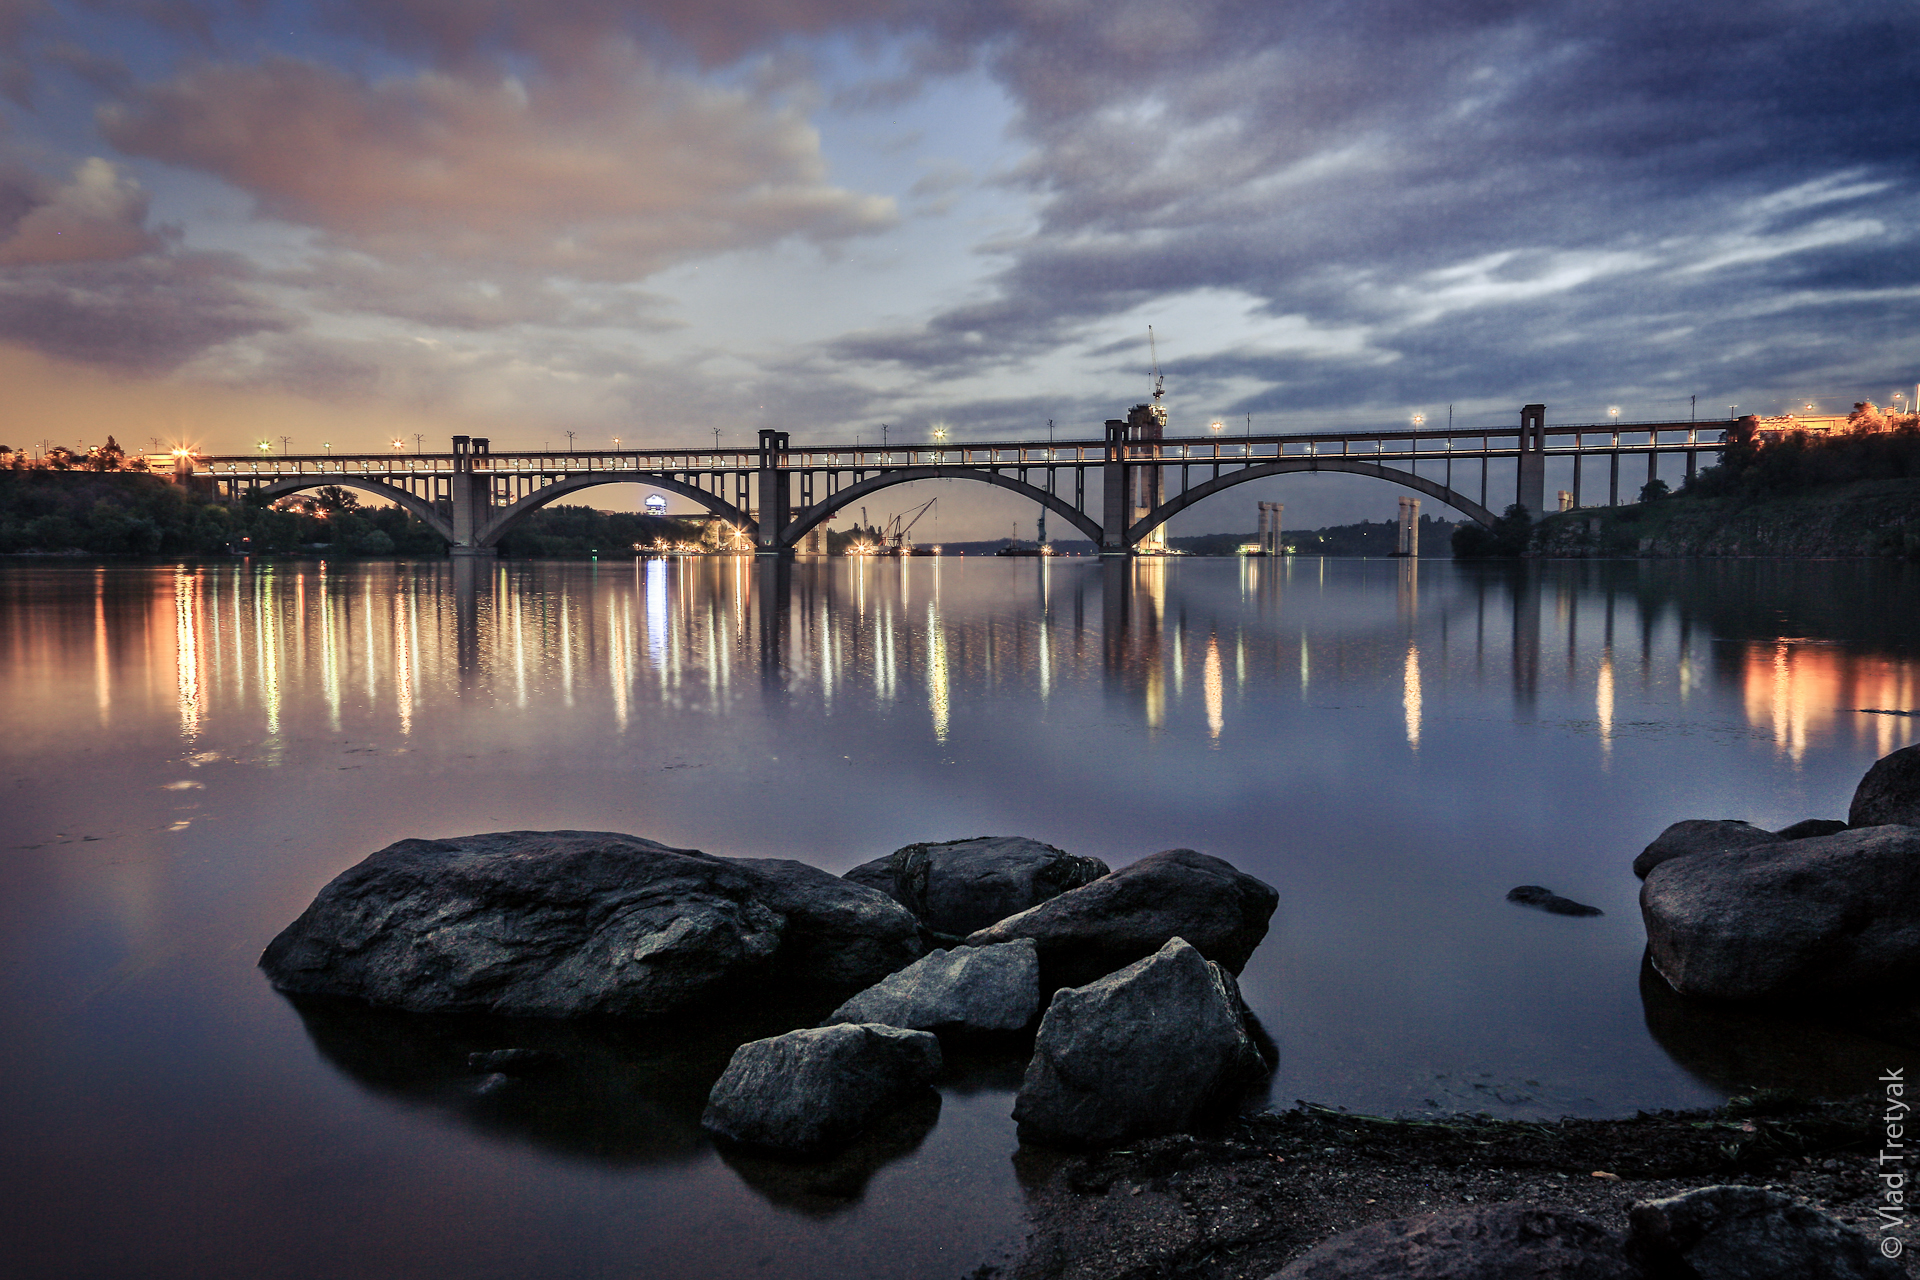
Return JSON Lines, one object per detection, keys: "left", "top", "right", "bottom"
{"left": 1459, "top": 402, "right": 1920, "bottom": 559}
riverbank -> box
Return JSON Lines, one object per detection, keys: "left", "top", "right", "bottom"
{"left": 1530, "top": 477, "right": 1920, "bottom": 558}
{"left": 996, "top": 1094, "right": 1900, "bottom": 1279}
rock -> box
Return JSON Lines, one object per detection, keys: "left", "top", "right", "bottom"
{"left": 1774, "top": 818, "right": 1848, "bottom": 840}
{"left": 1627, "top": 1185, "right": 1901, "bottom": 1279}
{"left": 700, "top": 1023, "right": 942, "bottom": 1155}
{"left": 843, "top": 836, "right": 1109, "bottom": 937}
{"left": 716, "top": 1090, "right": 940, "bottom": 1215}
{"left": 465, "top": 1048, "right": 558, "bottom": 1074}
{"left": 1270, "top": 1204, "right": 1639, "bottom": 1279}
{"left": 826, "top": 939, "right": 1041, "bottom": 1035}
{"left": 964, "top": 848, "right": 1278, "bottom": 989}
{"left": 1641, "top": 824, "right": 1920, "bottom": 1000}
{"left": 1633, "top": 819, "right": 1782, "bottom": 879}
{"left": 260, "top": 830, "right": 923, "bottom": 1018}
{"left": 1013, "top": 937, "right": 1266, "bottom": 1147}
{"left": 1506, "top": 885, "right": 1603, "bottom": 916}
{"left": 1851, "top": 742, "right": 1920, "bottom": 827}
{"left": 728, "top": 856, "right": 926, "bottom": 990}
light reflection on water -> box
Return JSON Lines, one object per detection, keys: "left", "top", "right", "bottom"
{"left": 2, "top": 555, "right": 1918, "bottom": 1279}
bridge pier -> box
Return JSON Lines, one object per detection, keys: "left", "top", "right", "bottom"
{"left": 449, "top": 436, "right": 498, "bottom": 557}
{"left": 1100, "top": 419, "right": 1129, "bottom": 554}
{"left": 756, "top": 429, "right": 793, "bottom": 557}
{"left": 1516, "top": 404, "right": 1547, "bottom": 518}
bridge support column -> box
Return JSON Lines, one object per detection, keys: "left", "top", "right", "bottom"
{"left": 1100, "top": 419, "right": 1129, "bottom": 554}
{"left": 448, "top": 436, "right": 497, "bottom": 557}
{"left": 756, "top": 429, "right": 792, "bottom": 556}
{"left": 1516, "top": 403, "right": 1547, "bottom": 518}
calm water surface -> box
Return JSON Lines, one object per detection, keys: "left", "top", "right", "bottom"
{"left": 3, "top": 555, "right": 1917, "bottom": 1279}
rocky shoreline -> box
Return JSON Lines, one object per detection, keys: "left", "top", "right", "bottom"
{"left": 257, "top": 742, "right": 1920, "bottom": 1276}
{"left": 994, "top": 1096, "right": 1902, "bottom": 1279}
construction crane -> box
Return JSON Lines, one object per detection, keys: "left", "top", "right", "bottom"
{"left": 883, "top": 497, "right": 937, "bottom": 553}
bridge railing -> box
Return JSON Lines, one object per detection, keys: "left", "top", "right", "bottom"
{"left": 190, "top": 417, "right": 1732, "bottom": 477}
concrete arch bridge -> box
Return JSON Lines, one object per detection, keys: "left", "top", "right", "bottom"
{"left": 189, "top": 405, "right": 1735, "bottom": 555}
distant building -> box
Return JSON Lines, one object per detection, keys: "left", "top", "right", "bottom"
{"left": 644, "top": 493, "right": 668, "bottom": 516}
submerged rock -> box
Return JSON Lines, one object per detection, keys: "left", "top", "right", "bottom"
{"left": 1632, "top": 819, "right": 1782, "bottom": 879}
{"left": 965, "top": 848, "right": 1278, "bottom": 989}
{"left": 700, "top": 1023, "right": 942, "bottom": 1155}
{"left": 260, "top": 830, "right": 922, "bottom": 1018}
{"left": 1850, "top": 742, "right": 1920, "bottom": 827}
{"left": 1627, "top": 1185, "right": 1901, "bottom": 1279}
{"left": 826, "top": 939, "right": 1040, "bottom": 1035}
{"left": 1642, "top": 824, "right": 1920, "bottom": 1000}
{"left": 1271, "top": 1204, "right": 1638, "bottom": 1279}
{"left": 1505, "top": 885, "right": 1603, "bottom": 917}
{"left": 843, "top": 836, "right": 1109, "bottom": 937}
{"left": 1013, "top": 937, "right": 1266, "bottom": 1148}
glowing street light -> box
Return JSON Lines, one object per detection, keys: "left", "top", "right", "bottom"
{"left": 256, "top": 440, "right": 271, "bottom": 453}
{"left": 932, "top": 426, "right": 948, "bottom": 442}
{"left": 391, "top": 439, "right": 405, "bottom": 452}
{"left": 1607, "top": 406, "right": 1621, "bottom": 426}
{"left": 1411, "top": 413, "right": 1426, "bottom": 428}
{"left": 322, "top": 442, "right": 332, "bottom": 456}
{"left": 1209, "top": 420, "right": 1223, "bottom": 434}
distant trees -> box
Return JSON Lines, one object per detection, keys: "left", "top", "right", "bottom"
{"left": 1451, "top": 504, "right": 1534, "bottom": 558}
{"left": 1687, "top": 407, "right": 1920, "bottom": 499}
{"left": 0, "top": 469, "right": 447, "bottom": 557}
{"left": 1639, "top": 478, "right": 1670, "bottom": 503}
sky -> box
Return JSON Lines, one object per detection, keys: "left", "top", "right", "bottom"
{"left": 2, "top": 0, "right": 1917, "bottom": 535}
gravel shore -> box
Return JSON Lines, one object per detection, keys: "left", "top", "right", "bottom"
{"left": 981, "top": 1095, "right": 1903, "bottom": 1279}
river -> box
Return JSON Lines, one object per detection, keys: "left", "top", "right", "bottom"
{"left": 2, "top": 555, "right": 1915, "bottom": 1278}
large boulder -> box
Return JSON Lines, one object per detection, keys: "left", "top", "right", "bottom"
{"left": 1013, "top": 937, "right": 1266, "bottom": 1147}
{"left": 964, "top": 848, "right": 1277, "bottom": 989}
{"left": 1851, "top": 742, "right": 1920, "bottom": 827}
{"left": 1627, "top": 1185, "right": 1901, "bottom": 1280}
{"left": 1774, "top": 818, "right": 1848, "bottom": 840}
{"left": 728, "top": 856, "right": 928, "bottom": 990}
{"left": 1270, "top": 1205, "right": 1639, "bottom": 1279}
{"left": 826, "top": 939, "right": 1040, "bottom": 1035}
{"left": 843, "top": 836, "right": 1109, "bottom": 937}
{"left": 260, "top": 831, "right": 922, "bottom": 1018}
{"left": 1642, "top": 824, "right": 1920, "bottom": 1000}
{"left": 1633, "top": 820, "right": 1782, "bottom": 879}
{"left": 700, "top": 1023, "right": 942, "bottom": 1155}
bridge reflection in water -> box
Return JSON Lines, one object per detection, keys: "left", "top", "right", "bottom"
{"left": 22, "top": 556, "right": 1915, "bottom": 769}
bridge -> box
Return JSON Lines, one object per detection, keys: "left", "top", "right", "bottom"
{"left": 181, "top": 404, "right": 1739, "bottom": 556}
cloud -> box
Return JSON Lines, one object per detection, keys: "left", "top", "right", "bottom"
{"left": 98, "top": 50, "right": 897, "bottom": 280}
{"left": 0, "top": 156, "right": 160, "bottom": 265}
{"left": 317, "top": 0, "right": 905, "bottom": 67}
{"left": 809, "top": 0, "right": 1920, "bottom": 423}
{"left": 0, "top": 251, "right": 290, "bottom": 371}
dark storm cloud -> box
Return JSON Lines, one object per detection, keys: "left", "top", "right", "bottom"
{"left": 827, "top": 0, "right": 1920, "bottom": 416}
{"left": 0, "top": 251, "right": 290, "bottom": 371}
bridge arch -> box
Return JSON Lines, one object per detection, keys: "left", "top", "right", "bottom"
{"left": 781, "top": 467, "right": 1103, "bottom": 548}
{"left": 474, "top": 472, "right": 754, "bottom": 547}
{"left": 1130, "top": 459, "right": 1498, "bottom": 546}
{"left": 253, "top": 476, "right": 456, "bottom": 542}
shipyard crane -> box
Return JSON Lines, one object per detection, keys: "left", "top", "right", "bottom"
{"left": 884, "top": 497, "right": 937, "bottom": 552}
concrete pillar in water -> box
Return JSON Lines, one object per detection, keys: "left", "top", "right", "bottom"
{"left": 448, "top": 436, "right": 497, "bottom": 558}
{"left": 1516, "top": 404, "right": 1547, "bottom": 517}
{"left": 1397, "top": 496, "right": 1421, "bottom": 556}
{"left": 1101, "top": 419, "right": 1130, "bottom": 554}
{"left": 1257, "top": 501, "right": 1284, "bottom": 555}
{"left": 755, "top": 429, "right": 791, "bottom": 556}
